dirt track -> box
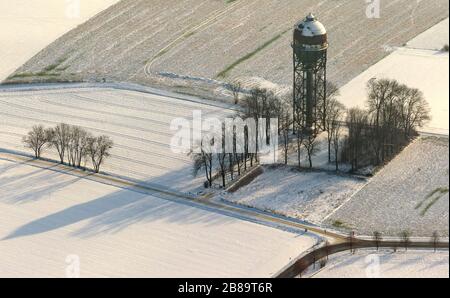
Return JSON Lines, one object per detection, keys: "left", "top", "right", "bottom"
{"left": 5, "top": 0, "right": 449, "bottom": 99}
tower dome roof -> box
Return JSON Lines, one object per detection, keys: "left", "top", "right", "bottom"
{"left": 294, "top": 13, "right": 327, "bottom": 47}
{"left": 296, "top": 13, "right": 326, "bottom": 37}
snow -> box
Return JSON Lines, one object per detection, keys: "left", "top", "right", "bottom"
{"left": 0, "top": 87, "right": 235, "bottom": 194}
{"left": 220, "top": 165, "right": 365, "bottom": 225}
{"left": 327, "top": 137, "right": 449, "bottom": 236}
{"left": 296, "top": 14, "right": 327, "bottom": 37}
{"left": 0, "top": 0, "right": 119, "bottom": 81}
{"left": 407, "top": 18, "right": 449, "bottom": 51}
{"left": 337, "top": 18, "right": 449, "bottom": 135}
{"left": 7, "top": 0, "right": 448, "bottom": 99}
{"left": 0, "top": 155, "right": 317, "bottom": 277}
{"left": 307, "top": 249, "right": 449, "bottom": 278}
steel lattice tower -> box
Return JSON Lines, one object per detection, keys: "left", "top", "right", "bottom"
{"left": 292, "top": 13, "right": 328, "bottom": 134}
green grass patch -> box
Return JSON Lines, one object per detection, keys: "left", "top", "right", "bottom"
{"left": 415, "top": 187, "right": 449, "bottom": 216}
{"left": 43, "top": 57, "right": 68, "bottom": 72}
{"left": 332, "top": 220, "right": 350, "bottom": 229}
{"left": 8, "top": 72, "right": 36, "bottom": 79}
{"left": 10, "top": 71, "right": 60, "bottom": 79}
{"left": 9, "top": 57, "right": 69, "bottom": 80}
{"left": 216, "top": 28, "right": 289, "bottom": 78}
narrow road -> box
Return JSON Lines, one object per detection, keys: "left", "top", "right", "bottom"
{"left": 2, "top": 151, "right": 448, "bottom": 279}
{"left": 0, "top": 151, "right": 345, "bottom": 243}
{"left": 276, "top": 239, "right": 449, "bottom": 278}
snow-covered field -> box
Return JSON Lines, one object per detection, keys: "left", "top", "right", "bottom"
{"left": 220, "top": 165, "right": 365, "bottom": 225}
{"left": 0, "top": 155, "right": 317, "bottom": 277}
{"left": 307, "top": 250, "right": 449, "bottom": 278}
{"left": 407, "top": 18, "right": 449, "bottom": 51}
{"left": 0, "top": 86, "right": 235, "bottom": 194}
{"left": 338, "top": 18, "right": 449, "bottom": 135}
{"left": 327, "top": 137, "right": 449, "bottom": 237}
{"left": 6, "top": 0, "right": 448, "bottom": 100}
{"left": 0, "top": 0, "right": 119, "bottom": 81}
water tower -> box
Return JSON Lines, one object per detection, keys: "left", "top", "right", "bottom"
{"left": 292, "top": 13, "right": 328, "bottom": 134}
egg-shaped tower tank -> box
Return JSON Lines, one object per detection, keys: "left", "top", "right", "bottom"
{"left": 292, "top": 13, "right": 328, "bottom": 134}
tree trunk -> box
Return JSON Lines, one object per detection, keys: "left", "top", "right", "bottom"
{"left": 328, "top": 140, "right": 331, "bottom": 163}
{"left": 222, "top": 171, "right": 226, "bottom": 188}
{"left": 335, "top": 148, "right": 339, "bottom": 171}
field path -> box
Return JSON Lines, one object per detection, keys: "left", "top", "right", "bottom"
{"left": 0, "top": 150, "right": 344, "bottom": 244}
{"left": 139, "top": 0, "right": 247, "bottom": 78}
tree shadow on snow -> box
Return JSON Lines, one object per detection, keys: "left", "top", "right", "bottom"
{"left": 2, "top": 163, "right": 237, "bottom": 240}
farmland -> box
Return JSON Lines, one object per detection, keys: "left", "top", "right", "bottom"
{"left": 0, "top": 155, "right": 317, "bottom": 277}
{"left": 0, "top": 0, "right": 448, "bottom": 279}
{"left": 0, "top": 0, "right": 119, "bottom": 81}
{"left": 220, "top": 165, "right": 365, "bottom": 225}
{"left": 326, "top": 137, "right": 449, "bottom": 237}
{"left": 337, "top": 18, "right": 449, "bottom": 135}
{"left": 5, "top": 0, "right": 449, "bottom": 100}
{"left": 0, "top": 85, "right": 235, "bottom": 194}
{"left": 306, "top": 250, "right": 449, "bottom": 278}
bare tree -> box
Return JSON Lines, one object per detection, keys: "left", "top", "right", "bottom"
{"left": 317, "top": 81, "right": 340, "bottom": 131}
{"left": 22, "top": 125, "right": 51, "bottom": 158}
{"left": 229, "top": 80, "right": 242, "bottom": 105}
{"left": 373, "top": 231, "right": 383, "bottom": 251}
{"left": 397, "top": 86, "right": 431, "bottom": 137}
{"left": 191, "top": 139, "right": 213, "bottom": 188}
{"left": 278, "top": 104, "right": 292, "bottom": 165}
{"left": 303, "top": 134, "right": 319, "bottom": 168}
{"left": 225, "top": 122, "right": 237, "bottom": 181}
{"left": 67, "top": 126, "right": 90, "bottom": 168}
{"left": 348, "top": 231, "right": 356, "bottom": 254}
{"left": 242, "top": 88, "right": 263, "bottom": 164}
{"left": 325, "top": 240, "right": 331, "bottom": 261}
{"left": 295, "top": 131, "right": 305, "bottom": 168}
{"left": 242, "top": 88, "right": 280, "bottom": 164}
{"left": 48, "top": 123, "right": 71, "bottom": 164}
{"left": 77, "top": 131, "right": 91, "bottom": 169}
{"left": 217, "top": 150, "right": 228, "bottom": 188}
{"left": 331, "top": 120, "right": 343, "bottom": 171}
{"left": 431, "top": 231, "right": 440, "bottom": 252}
{"left": 345, "top": 108, "right": 369, "bottom": 172}
{"left": 87, "top": 135, "right": 113, "bottom": 173}
{"left": 400, "top": 230, "right": 412, "bottom": 251}
{"left": 216, "top": 123, "right": 228, "bottom": 188}
{"left": 292, "top": 95, "right": 306, "bottom": 168}
{"left": 366, "top": 78, "right": 431, "bottom": 164}
{"left": 325, "top": 99, "right": 345, "bottom": 164}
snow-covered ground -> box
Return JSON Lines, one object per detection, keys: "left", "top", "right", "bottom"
{"left": 220, "top": 165, "right": 365, "bottom": 225}
{"left": 0, "top": 87, "right": 235, "bottom": 194}
{"left": 407, "top": 18, "right": 449, "bottom": 51}
{"left": 6, "top": 0, "right": 448, "bottom": 101}
{"left": 327, "top": 137, "right": 449, "bottom": 236}
{"left": 0, "top": 0, "right": 119, "bottom": 81}
{"left": 337, "top": 18, "right": 449, "bottom": 135}
{"left": 0, "top": 155, "right": 317, "bottom": 277}
{"left": 306, "top": 249, "right": 449, "bottom": 278}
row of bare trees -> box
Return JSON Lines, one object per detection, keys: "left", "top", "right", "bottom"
{"left": 22, "top": 123, "right": 113, "bottom": 173}
{"left": 191, "top": 105, "right": 270, "bottom": 188}
{"left": 242, "top": 87, "right": 336, "bottom": 170}
{"left": 191, "top": 86, "right": 336, "bottom": 188}
{"left": 372, "top": 230, "right": 442, "bottom": 252}
{"left": 194, "top": 78, "right": 430, "bottom": 186}
{"left": 341, "top": 78, "right": 430, "bottom": 171}
{"left": 228, "top": 80, "right": 347, "bottom": 170}
{"left": 312, "top": 230, "right": 442, "bottom": 273}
